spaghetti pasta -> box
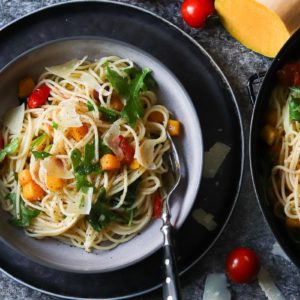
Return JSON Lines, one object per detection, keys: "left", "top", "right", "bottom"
{"left": 264, "top": 61, "right": 300, "bottom": 232}
{"left": 0, "top": 56, "right": 180, "bottom": 252}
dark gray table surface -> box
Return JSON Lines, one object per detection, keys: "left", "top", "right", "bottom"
{"left": 0, "top": 0, "right": 299, "bottom": 299}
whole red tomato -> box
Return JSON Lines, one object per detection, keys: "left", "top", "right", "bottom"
{"left": 226, "top": 247, "right": 260, "bottom": 283}
{"left": 181, "top": 0, "right": 215, "bottom": 28}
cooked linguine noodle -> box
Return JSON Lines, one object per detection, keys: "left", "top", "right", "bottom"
{"left": 264, "top": 62, "right": 300, "bottom": 230}
{"left": 0, "top": 56, "right": 181, "bottom": 252}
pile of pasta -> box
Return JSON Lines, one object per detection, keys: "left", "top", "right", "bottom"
{"left": 0, "top": 56, "right": 181, "bottom": 252}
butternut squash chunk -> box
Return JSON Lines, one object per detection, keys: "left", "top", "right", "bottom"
{"left": 215, "top": 0, "right": 300, "bottom": 57}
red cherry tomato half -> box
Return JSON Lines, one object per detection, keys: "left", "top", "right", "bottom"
{"left": 153, "top": 191, "right": 162, "bottom": 218}
{"left": 118, "top": 135, "right": 135, "bottom": 164}
{"left": 27, "top": 84, "right": 51, "bottom": 109}
{"left": 181, "top": 0, "right": 215, "bottom": 28}
{"left": 226, "top": 247, "right": 260, "bottom": 283}
{"left": 277, "top": 62, "right": 300, "bottom": 87}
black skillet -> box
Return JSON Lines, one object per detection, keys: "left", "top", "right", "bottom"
{"left": 249, "top": 28, "right": 300, "bottom": 268}
{"left": 0, "top": 1, "right": 243, "bottom": 298}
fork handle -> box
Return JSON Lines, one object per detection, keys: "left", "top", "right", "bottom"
{"left": 161, "top": 222, "right": 182, "bottom": 300}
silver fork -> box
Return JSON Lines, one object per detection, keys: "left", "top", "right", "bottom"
{"left": 160, "top": 133, "right": 182, "bottom": 300}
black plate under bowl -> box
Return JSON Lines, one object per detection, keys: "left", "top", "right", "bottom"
{"left": 250, "top": 28, "right": 300, "bottom": 268}
{"left": 0, "top": 1, "right": 244, "bottom": 298}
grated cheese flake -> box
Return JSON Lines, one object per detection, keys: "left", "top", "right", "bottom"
{"left": 203, "top": 273, "right": 231, "bottom": 300}
{"left": 258, "top": 267, "right": 285, "bottom": 300}
{"left": 203, "top": 142, "right": 231, "bottom": 178}
{"left": 192, "top": 208, "right": 217, "bottom": 231}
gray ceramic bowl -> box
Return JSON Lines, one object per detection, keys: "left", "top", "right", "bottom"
{"left": 0, "top": 38, "right": 203, "bottom": 273}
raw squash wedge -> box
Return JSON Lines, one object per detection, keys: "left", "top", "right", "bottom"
{"left": 215, "top": 0, "right": 300, "bottom": 57}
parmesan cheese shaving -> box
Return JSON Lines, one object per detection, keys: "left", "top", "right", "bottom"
{"left": 138, "top": 139, "right": 156, "bottom": 169}
{"left": 103, "top": 121, "right": 123, "bottom": 159}
{"left": 258, "top": 267, "right": 285, "bottom": 300}
{"left": 58, "top": 102, "right": 82, "bottom": 130}
{"left": 203, "top": 273, "right": 231, "bottom": 300}
{"left": 192, "top": 208, "right": 217, "bottom": 231}
{"left": 80, "top": 72, "right": 101, "bottom": 91}
{"left": 271, "top": 242, "right": 290, "bottom": 261}
{"left": 66, "top": 187, "right": 93, "bottom": 215}
{"left": 203, "top": 142, "right": 231, "bottom": 178}
{"left": 46, "top": 56, "right": 87, "bottom": 79}
{"left": 2, "top": 103, "right": 25, "bottom": 135}
{"left": 42, "top": 157, "right": 74, "bottom": 179}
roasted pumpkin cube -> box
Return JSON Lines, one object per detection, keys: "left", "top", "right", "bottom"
{"left": 167, "top": 119, "right": 181, "bottom": 136}
{"left": 22, "top": 180, "right": 45, "bottom": 201}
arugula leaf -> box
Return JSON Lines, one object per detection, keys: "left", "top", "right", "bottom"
{"left": 0, "top": 138, "right": 19, "bottom": 162}
{"left": 99, "top": 138, "right": 113, "bottom": 156}
{"left": 76, "top": 163, "right": 100, "bottom": 175}
{"left": 98, "top": 106, "right": 121, "bottom": 122}
{"left": 290, "top": 87, "right": 300, "bottom": 98}
{"left": 113, "top": 179, "right": 140, "bottom": 208}
{"left": 106, "top": 66, "right": 153, "bottom": 126}
{"left": 6, "top": 192, "right": 40, "bottom": 227}
{"left": 32, "top": 151, "right": 51, "bottom": 160}
{"left": 71, "top": 142, "right": 100, "bottom": 191}
{"left": 14, "top": 172, "right": 18, "bottom": 182}
{"left": 52, "top": 121, "right": 58, "bottom": 129}
{"left": 122, "top": 68, "right": 151, "bottom": 127}
{"left": 31, "top": 132, "right": 47, "bottom": 149}
{"left": 289, "top": 97, "right": 300, "bottom": 121}
{"left": 75, "top": 174, "right": 93, "bottom": 193}
{"left": 125, "top": 67, "right": 157, "bottom": 90}
{"left": 44, "top": 144, "right": 52, "bottom": 152}
{"left": 107, "top": 67, "right": 130, "bottom": 98}
{"left": 71, "top": 149, "right": 82, "bottom": 170}
{"left": 88, "top": 187, "right": 122, "bottom": 231}
{"left": 83, "top": 141, "right": 95, "bottom": 165}
{"left": 87, "top": 100, "right": 95, "bottom": 112}
{"left": 79, "top": 195, "right": 85, "bottom": 208}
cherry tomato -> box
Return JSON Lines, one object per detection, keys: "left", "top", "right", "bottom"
{"left": 226, "top": 247, "right": 260, "bottom": 283}
{"left": 277, "top": 62, "right": 300, "bottom": 87}
{"left": 153, "top": 191, "right": 162, "bottom": 218}
{"left": 118, "top": 135, "right": 135, "bottom": 164}
{"left": 27, "top": 84, "right": 51, "bottom": 109}
{"left": 181, "top": 0, "right": 215, "bottom": 28}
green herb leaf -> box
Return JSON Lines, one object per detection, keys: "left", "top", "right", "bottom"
{"left": 75, "top": 174, "right": 93, "bottom": 193}
{"left": 31, "top": 132, "right": 47, "bottom": 149}
{"left": 76, "top": 163, "right": 100, "bottom": 175}
{"left": 79, "top": 195, "right": 85, "bottom": 208}
{"left": 98, "top": 106, "right": 121, "bottom": 122}
{"left": 87, "top": 100, "right": 95, "bottom": 112}
{"left": 106, "top": 66, "right": 153, "bottom": 127}
{"left": 289, "top": 97, "right": 300, "bottom": 121}
{"left": 71, "top": 149, "right": 82, "bottom": 170}
{"left": 290, "top": 87, "right": 300, "bottom": 98}
{"left": 125, "top": 67, "right": 157, "bottom": 90}
{"left": 83, "top": 141, "right": 95, "bottom": 165}
{"left": 52, "top": 121, "right": 58, "bottom": 129}
{"left": 14, "top": 172, "right": 18, "bottom": 182}
{"left": 6, "top": 192, "right": 40, "bottom": 227}
{"left": 88, "top": 187, "right": 114, "bottom": 231}
{"left": 122, "top": 68, "right": 151, "bottom": 126}
{"left": 32, "top": 151, "right": 51, "bottom": 160}
{"left": 0, "top": 138, "right": 19, "bottom": 163}
{"left": 113, "top": 179, "right": 140, "bottom": 208}
{"left": 44, "top": 144, "right": 52, "bottom": 152}
{"left": 107, "top": 67, "right": 130, "bottom": 98}
{"left": 72, "top": 142, "right": 100, "bottom": 191}
{"left": 99, "top": 138, "right": 113, "bottom": 156}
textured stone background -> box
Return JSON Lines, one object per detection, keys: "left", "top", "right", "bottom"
{"left": 0, "top": 0, "right": 299, "bottom": 299}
